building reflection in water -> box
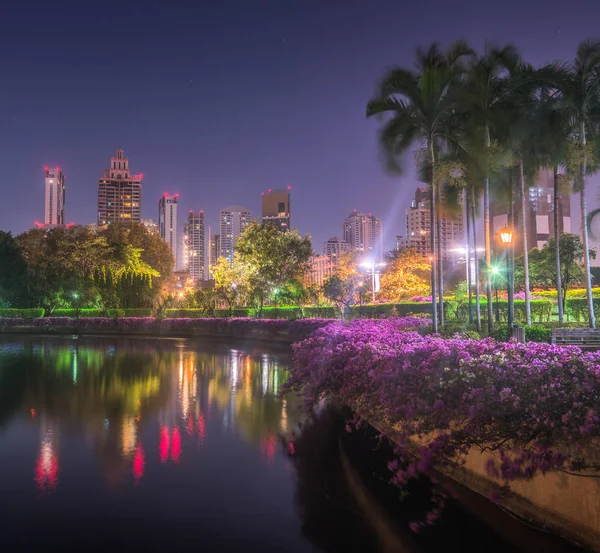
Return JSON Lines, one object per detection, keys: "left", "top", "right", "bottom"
{"left": 17, "top": 339, "right": 298, "bottom": 492}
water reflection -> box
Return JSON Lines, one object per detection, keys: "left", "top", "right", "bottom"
{"left": 0, "top": 337, "right": 299, "bottom": 494}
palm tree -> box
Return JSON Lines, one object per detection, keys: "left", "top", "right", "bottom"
{"left": 366, "top": 41, "right": 473, "bottom": 333}
{"left": 462, "top": 45, "right": 522, "bottom": 333}
{"left": 555, "top": 40, "right": 600, "bottom": 328}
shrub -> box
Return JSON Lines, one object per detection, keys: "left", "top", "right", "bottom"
{"left": 565, "top": 298, "right": 600, "bottom": 322}
{"left": 303, "top": 306, "right": 339, "bottom": 319}
{"left": 525, "top": 325, "right": 552, "bottom": 343}
{"left": 214, "top": 308, "right": 252, "bottom": 318}
{"left": 165, "top": 309, "right": 211, "bottom": 319}
{"left": 454, "top": 299, "right": 553, "bottom": 323}
{"left": 0, "top": 308, "right": 44, "bottom": 319}
{"left": 51, "top": 309, "right": 104, "bottom": 317}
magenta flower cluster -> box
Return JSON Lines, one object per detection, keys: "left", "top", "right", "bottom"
{"left": 287, "top": 317, "right": 600, "bottom": 498}
{"left": 410, "top": 295, "right": 433, "bottom": 302}
{"left": 513, "top": 291, "right": 542, "bottom": 300}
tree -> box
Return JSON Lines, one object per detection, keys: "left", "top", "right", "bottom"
{"left": 322, "top": 275, "right": 359, "bottom": 319}
{"left": 211, "top": 254, "right": 250, "bottom": 315}
{"left": 276, "top": 279, "right": 319, "bottom": 315}
{"left": 520, "top": 233, "right": 595, "bottom": 313}
{"left": 366, "top": 41, "right": 473, "bottom": 332}
{"left": 554, "top": 40, "right": 600, "bottom": 328}
{"left": 235, "top": 222, "right": 313, "bottom": 313}
{"left": 379, "top": 248, "right": 431, "bottom": 301}
{"left": 0, "top": 231, "right": 28, "bottom": 307}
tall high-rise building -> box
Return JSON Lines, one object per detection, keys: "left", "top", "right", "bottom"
{"left": 342, "top": 211, "right": 383, "bottom": 261}
{"left": 492, "top": 169, "right": 571, "bottom": 255}
{"left": 399, "top": 187, "right": 464, "bottom": 263}
{"left": 262, "top": 188, "right": 291, "bottom": 231}
{"left": 219, "top": 206, "right": 251, "bottom": 264}
{"left": 323, "top": 236, "right": 351, "bottom": 264}
{"left": 44, "top": 166, "right": 65, "bottom": 225}
{"left": 159, "top": 194, "right": 179, "bottom": 268}
{"left": 97, "top": 149, "right": 142, "bottom": 225}
{"left": 183, "top": 211, "right": 205, "bottom": 281}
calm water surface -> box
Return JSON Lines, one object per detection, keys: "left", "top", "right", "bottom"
{"left": 0, "top": 335, "right": 588, "bottom": 553}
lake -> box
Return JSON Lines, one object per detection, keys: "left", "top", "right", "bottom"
{"left": 0, "top": 335, "right": 588, "bottom": 552}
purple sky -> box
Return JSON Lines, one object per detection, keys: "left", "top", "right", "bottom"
{"left": 1, "top": 0, "right": 600, "bottom": 255}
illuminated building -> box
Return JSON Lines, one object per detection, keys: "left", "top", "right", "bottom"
{"left": 261, "top": 188, "right": 291, "bottom": 231}
{"left": 159, "top": 194, "right": 179, "bottom": 269}
{"left": 97, "top": 148, "right": 142, "bottom": 225}
{"left": 308, "top": 255, "right": 336, "bottom": 287}
{"left": 323, "top": 236, "right": 351, "bottom": 264}
{"left": 208, "top": 227, "right": 220, "bottom": 269}
{"left": 343, "top": 210, "right": 383, "bottom": 261}
{"left": 491, "top": 168, "right": 571, "bottom": 254}
{"left": 141, "top": 218, "right": 159, "bottom": 235}
{"left": 399, "top": 187, "right": 464, "bottom": 264}
{"left": 44, "top": 166, "right": 65, "bottom": 225}
{"left": 183, "top": 211, "right": 205, "bottom": 281}
{"left": 219, "top": 205, "right": 251, "bottom": 264}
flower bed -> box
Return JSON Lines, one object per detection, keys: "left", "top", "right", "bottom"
{"left": 286, "top": 317, "right": 600, "bottom": 526}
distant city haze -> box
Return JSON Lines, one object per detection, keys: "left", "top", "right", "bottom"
{"left": 1, "top": 1, "right": 600, "bottom": 258}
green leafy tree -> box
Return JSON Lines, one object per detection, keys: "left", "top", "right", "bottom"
{"left": 322, "top": 275, "right": 359, "bottom": 319}
{"left": 0, "top": 231, "right": 28, "bottom": 307}
{"left": 211, "top": 254, "right": 250, "bottom": 315}
{"left": 235, "top": 222, "right": 313, "bottom": 313}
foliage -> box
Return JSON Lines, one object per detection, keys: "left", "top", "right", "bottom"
{"left": 210, "top": 254, "right": 251, "bottom": 314}
{"left": 235, "top": 222, "right": 313, "bottom": 311}
{"left": 0, "top": 308, "right": 44, "bottom": 318}
{"left": 565, "top": 298, "right": 600, "bottom": 322}
{"left": 322, "top": 275, "right": 359, "bottom": 319}
{"left": 0, "top": 231, "right": 28, "bottom": 307}
{"left": 287, "top": 318, "right": 600, "bottom": 530}
{"left": 379, "top": 249, "right": 431, "bottom": 301}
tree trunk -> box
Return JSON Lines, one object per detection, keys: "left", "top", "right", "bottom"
{"left": 429, "top": 140, "right": 438, "bottom": 333}
{"left": 436, "top": 181, "right": 445, "bottom": 327}
{"left": 484, "top": 126, "right": 494, "bottom": 332}
{"left": 508, "top": 173, "right": 515, "bottom": 327}
{"left": 553, "top": 165, "right": 564, "bottom": 324}
{"left": 465, "top": 189, "right": 473, "bottom": 324}
{"left": 580, "top": 122, "right": 596, "bottom": 328}
{"left": 470, "top": 187, "right": 482, "bottom": 332}
{"left": 519, "top": 156, "right": 531, "bottom": 325}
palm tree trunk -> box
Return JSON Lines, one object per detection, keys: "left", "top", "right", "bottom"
{"left": 436, "top": 182, "right": 445, "bottom": 327}
{"left": 519, "top": 156, "right": 531, "bottom": 325}
{"left": 580, "top": 121, "right": 595, "bottom": 328}
{"left": 465, "top": 189, "right": 473, "bottom": 324}
{"left": 429, "top": 140, "right": 438, "bottom": 333}
{"left": 484, "top": 126, "right": 494, "bottom": 332}
{"left": 470, "top": 186, "right": 482, "bottom": 332}
{"left": 553, "top": 165, "right": 564, "bottom": 324}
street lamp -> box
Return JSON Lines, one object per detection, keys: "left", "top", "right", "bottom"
{"left": 500, "top": 226, "right": 514, "bottom": 327}
{"left": 360, "top": 259, "right": 387, "bottom": 303}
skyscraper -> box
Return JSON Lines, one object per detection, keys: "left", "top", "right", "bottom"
{"left": 323, "top": 237, "right": 351, "bottom": 264}
{"left": 159, "top": 194, "right": 179, "bottom": 268}
{"left": 342, "top": 211, "right": 383, "bottom": 261}
{"left": 141, "top": 218, "right": 159, "bottom": 236}
{"left": 399, "top": 187, "right": 464, "bottom": 264}
{"left": 44, "top": 166, "right": 65, "bottom": 225}
{"left": 183, "top": 211, "right": 205, "bottom": 281}
{"left": 261, "top": 188, "right": 291, "bottom": 231}
{"left": 219, "top": 206, "right": 251, "bottom": 264}
{"left": 97, "top": 149, "right": 142, "bottom": 226}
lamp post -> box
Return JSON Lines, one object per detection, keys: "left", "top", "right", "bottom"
{"left": 500, "top": 226, "right": 514, "bottom": 328}
{"left": 360, "top": 260, "right": 386, "bottom": 303}
{"left": 491, "top": 266, "right": 500, "bottom": 323}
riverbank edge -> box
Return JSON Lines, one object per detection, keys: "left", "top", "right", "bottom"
{"left": 366, "top": 419, "right": 599, "bottom": 552}
{"left": 0, "top": 325, "right": 297, "bottom": 344}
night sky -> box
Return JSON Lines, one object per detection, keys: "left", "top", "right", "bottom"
{"left": 1, "top": 0, "right": 600, "bottom": 255}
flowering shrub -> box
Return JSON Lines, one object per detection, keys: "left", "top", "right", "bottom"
{"left": 287, "top": 318, "right": 600, "bottom": 527}
{"left": 513, "top": 291, "right": 541, "bottom": 301}
{"left": 410, "top": 295, "right": 433, "bottom": 302}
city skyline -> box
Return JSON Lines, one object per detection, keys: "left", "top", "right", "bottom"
{"left": 2, "top": 1, "right": 600, "bottom": 254}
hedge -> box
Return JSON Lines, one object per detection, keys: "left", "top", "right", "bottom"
{"left": 491, "top": 323, "right": 553, "bottom": 343}
{"left": 535, "top": 288, "right": 600, "bottom": 299}
{"left": 565, "top": 298, "right": 600, "bottom": 322}
{"left": 165, "top": 309, "right": 213, "bottom": 318}
{"left": 0, "top": 308, "right": 45, "bottom": 319}
{"left": 454, "top": 299, "right": 553, "bottom": 323}
{"left": 49, "top": 308, "right": 153, "bottom": 318}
